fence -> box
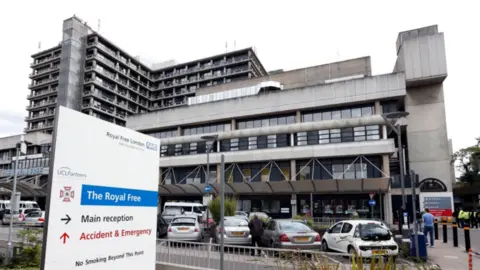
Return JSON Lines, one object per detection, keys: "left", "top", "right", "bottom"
{"left": 155, "top": 239, "right": 416, "bottom": 270}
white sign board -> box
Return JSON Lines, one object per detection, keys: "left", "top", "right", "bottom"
{"left": 41, "top": 106, "right": 160, "bottom": 270}
{"left": 419, "top": 192, "right": 454, "bottom": 217}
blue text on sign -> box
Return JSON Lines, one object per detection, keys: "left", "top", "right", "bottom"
{"left": 81, "top": 184, "right": 158, "bottom": 207}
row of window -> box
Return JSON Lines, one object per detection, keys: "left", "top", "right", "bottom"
{"left": 302, "top": 105, "right": 374, "bottom": 123}
{"left": 296, "top": 126, "right": 380, "bottom": 145}
{"left": 1, "top": 158, "right": 51, "bottom": 170}
{"left": 237, "top": 115, "right": 296, "bottom": 130}
{"left": 146, "top": 101, "right": 401, "bottom": 140}
{"left": 159, "top": 125, "right": 381, "bottom": 157}
{"left": 162, "top": 157, "right": 382, "bottom": 184}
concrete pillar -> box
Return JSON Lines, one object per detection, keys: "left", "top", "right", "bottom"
{"left": 295, "top": 110, "right": 301, "bottom": 123}
{"left": 177, "top": 126, "right": 182, "bottom": 136}
{"left": 231, "top": 119, "right": 236, "bottom": 131}
{"left": 382, "top": 155, "right": 393, "bottom": 224}
{"left": 291, "top": 194, "right": 297, "bottom": 217}
{"left": 374, "top": 100, "right": 381, "bottom": 115}
{"left": 290, "top": 133, "right": 295, "bottom": 146}
{"left": 290, "top": 160, "right": 296, "bottom": 181}
{"left": 375, "top": 100, "right": 388, "bottom": 139}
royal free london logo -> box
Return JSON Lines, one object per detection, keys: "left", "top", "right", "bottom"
{"left": 60, "top": 186, "right": 75, "bottom": 202}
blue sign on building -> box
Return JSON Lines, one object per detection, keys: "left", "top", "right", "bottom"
{"left": 368, "top": 199, "right": 376, "bottom": 207}
{"left": 205, "top": 185, "right": 212, "bottom": 193}
{"left": 0, "top": 167, "right": 47, "bottom": 177}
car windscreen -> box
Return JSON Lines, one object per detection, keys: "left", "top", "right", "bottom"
{"left": 26, "top": 211, "right": 42, "bottom": 218}
{"left": 224, "top": 218, "right": 248, "bottom": 227}
{"left": 162, "top": 208, "right": 182, "bottom": 216}
{"left": 359, "top": 223, "right": 391, "bottom": 240}
{"left": 24, "top": 208, "right": 41, "bottom": 214}
{"left": 171, "top": 218, "right": 196, "bottom": 226}
{"left": 165, "top": 206, "right": 192, "bottom": 212}
{"left": 279, "top": 222, "right": 312, "bottom": 232}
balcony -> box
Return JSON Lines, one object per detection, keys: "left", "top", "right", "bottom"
{"left": 151, "top": 56, "right": 250, "bottom": 81}
{"left": 27, "top": 88, "right": 57, "bottom": 100}
{"left": 29, "top": 65, "right": 60, "bottom": 79}
{"left": 28, "top": 77, "right": 58, "bottom": 89}
{"left": 26, "top": 100, "right": 57, "bottom": 110}
{"left": 25, "top": 111, "right": 55, "bottom": 122}
{"left": 25, "top": 123, "right": 54, "bottom": 132}
{"left": 30, "top": 55, "right": 61, "bottom": 67}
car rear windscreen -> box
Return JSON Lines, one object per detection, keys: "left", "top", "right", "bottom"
{"left": 26, "top": 211, "right": 42, "bottom": 218}
{"left": 279, "top": 222, "right": 311, "bottom": 232}
{"left": 171, "top": 218, "right": 196, "bottom": 226}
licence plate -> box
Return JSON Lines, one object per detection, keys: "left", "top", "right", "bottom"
{"left": 372, "top": 250, "right": 387, "bottom": 255}
{"left": 295, "top": 237, "right": 309, "bottom": 242}
{"left": 178, "top": 227, "right": 188, "bottom": 231}
{"left": 232, "top": 232, "right": 244, "bottom": 236}
{"left": 26, "top": 223, "right": 35, "bottom": 226}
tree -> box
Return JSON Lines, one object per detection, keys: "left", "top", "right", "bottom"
{"left": 454, "top": 137, "right": 480, "bottom": 185}
{"left": 207, "top": 196, "right": 237, "bottom": 223}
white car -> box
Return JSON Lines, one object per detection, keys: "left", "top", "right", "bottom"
{"left": 321, "top": 220, "right": 398, "bottom": 258}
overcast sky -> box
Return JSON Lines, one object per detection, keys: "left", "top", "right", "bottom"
{"left": 0, "top": 0, "right": 478, "bottom": 152}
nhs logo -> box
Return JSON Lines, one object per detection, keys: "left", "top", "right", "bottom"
{"left": 146, "top": 142, "right": 158, "bottom": 151}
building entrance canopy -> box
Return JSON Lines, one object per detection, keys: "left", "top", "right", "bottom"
{"left": 158, "top": 178, "right": 390, "bottom": 196}
{"left": 0, "top": 176, "right": 48, "bottom": 197}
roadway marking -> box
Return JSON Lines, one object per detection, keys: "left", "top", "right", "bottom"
{"left": 443, "top": 255, "right": 458, "bottom": 259}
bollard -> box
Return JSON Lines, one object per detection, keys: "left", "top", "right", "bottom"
{"left": 434, "top": 219, "right": 439, "bottom": 240}
{"left": 464, "top": 224, "right": 471, "bottom": 253}
{"left": 469, "top": 248, "right": 473, "bottom": 270}
{"left": 452, "top": 221, "right": 458, "bottom": 247}
{"left": 442, "top": 217, "right": 448, "bottom": 243}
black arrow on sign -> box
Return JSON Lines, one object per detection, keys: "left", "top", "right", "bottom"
{"left": 61, "top": 214, "right": 71, "bottom": 225}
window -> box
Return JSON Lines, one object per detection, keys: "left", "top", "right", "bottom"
{"left": 267, "top": 221, "right": 276, "bottom": 230}
{"left": 237, "top": 114, "right": 296, "bottom": 129}
{"left": 330, "top": 223, "right": 343, "bottom": 233}
{"left": 341, "top": 223, "right": 353, "bottom": 233}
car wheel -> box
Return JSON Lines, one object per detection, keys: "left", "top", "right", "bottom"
{"left": 321, "top": 240, "right": 329, "bottom": 252}
{"left": 348, "top": 246, "right": 358, "bottom": 261}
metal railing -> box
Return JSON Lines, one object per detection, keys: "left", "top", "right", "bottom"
{"left": 155, "top": 239, "right": 414, "bottom": 270}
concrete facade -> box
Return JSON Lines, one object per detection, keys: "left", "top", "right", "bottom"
{"left": 394, "top": 26, "right": 452, "bottom": 191}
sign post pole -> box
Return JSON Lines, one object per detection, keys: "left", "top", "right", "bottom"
{"left": 219, "top": 154, "right": 225, "bottom": 270}
{"left": 6, "top": 138, "right": 23, "bottom": 265}
{"left": 411, "top": 170, "right": 420, "bottom": 260}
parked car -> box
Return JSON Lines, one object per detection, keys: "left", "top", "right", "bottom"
{"left": 162, "top": 208, "right": 185, "bottom": 224}
{"left": 157, "top": 214, "right": 169, "bottom": 238}
{"left": 321, "top": 220, "right": 398, "bottom": 258}
{"left": 215, "top": 216, "right": 251, "bottom": 246}
{"left": 235, "top": 211, "right": 248, "bottom": 218}
{"left": 167, "top": 215, "right": 203, "bottom": 242}
{"left": 23, "top": 211, "right": 45, "bottom": 227}
{"left": 261, "top": 219, "right": 321, "bottom": 250}
{"left": 2, "top": 208, "right": 41, "bottom": 225}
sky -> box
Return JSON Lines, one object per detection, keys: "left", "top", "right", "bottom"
{"left": 0, "top": 0, "right": 479, "bottom": 153}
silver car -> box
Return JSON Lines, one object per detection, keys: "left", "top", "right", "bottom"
{"left": 2, "top": 208, "right": 41, "bottom": 225}
{"left": 167, "top": 215, "right": 203, "bottom": 242}
{"left": 24, "top": 211, "right": 45, "bottom": 227}
{"left": 215, "top": 216, "right": 251, "bottom": 245}
{"left": 261, "top": 220, "right": 321, "bottom": 250}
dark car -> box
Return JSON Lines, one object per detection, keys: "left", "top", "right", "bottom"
{"left": 157, "top": 214, "right": 168, "bottom": 238}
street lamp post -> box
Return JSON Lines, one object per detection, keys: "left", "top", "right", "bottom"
{"left": 201, "top": 134, "right": 218, "bottom": 230}
{"left": 381, "top": 112, "right": 409, "bottom": 211}
{"left": 6, "top": 136, "right": 27, "bottom": 265}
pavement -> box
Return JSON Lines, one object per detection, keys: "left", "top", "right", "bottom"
{"left": 441, "top": 225, "right": 480, "bottom": 254}
{"left": 427, "top": 242, "right": 479, "bottom": 270}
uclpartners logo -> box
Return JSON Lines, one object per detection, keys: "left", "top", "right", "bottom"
{"left": 57, "top": 167, "right": 87, "bottom": 179}
{"left": 106, "top": 131, "right": 158, "bottom": 152}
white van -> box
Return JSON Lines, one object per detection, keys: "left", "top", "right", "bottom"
{"left": 0, "top": 200, "right": 40, "bottom": 210}
{"left": 163, "top": 202, "right": 205, "bottom": 220}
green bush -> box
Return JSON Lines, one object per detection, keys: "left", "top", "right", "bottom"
{"left": 292, "top": 215, "right": 313, "bottom": 227}
{"left": 7, "top": 229, "right": 43, "bottom": 269}
{"left": 207, "top": 196, "right": 237, "bottom": 223}
{"left": 249, "top": 215, "right": 269, "bottom": 225}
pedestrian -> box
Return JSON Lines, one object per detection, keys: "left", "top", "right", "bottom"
{"left": 397, "top": 206, "right": 405, "bottom": 234}
{"left": 248, "top": 215, "right": 263, "bottom": 256}
{"left": 422, "top": 208, "right": 435, "bottom": 247}
{"left": 471, "top": 210, "right": 478, "bottom": 229}
{"left": 458, "top": 208, "right": 466, "bottom": 228}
